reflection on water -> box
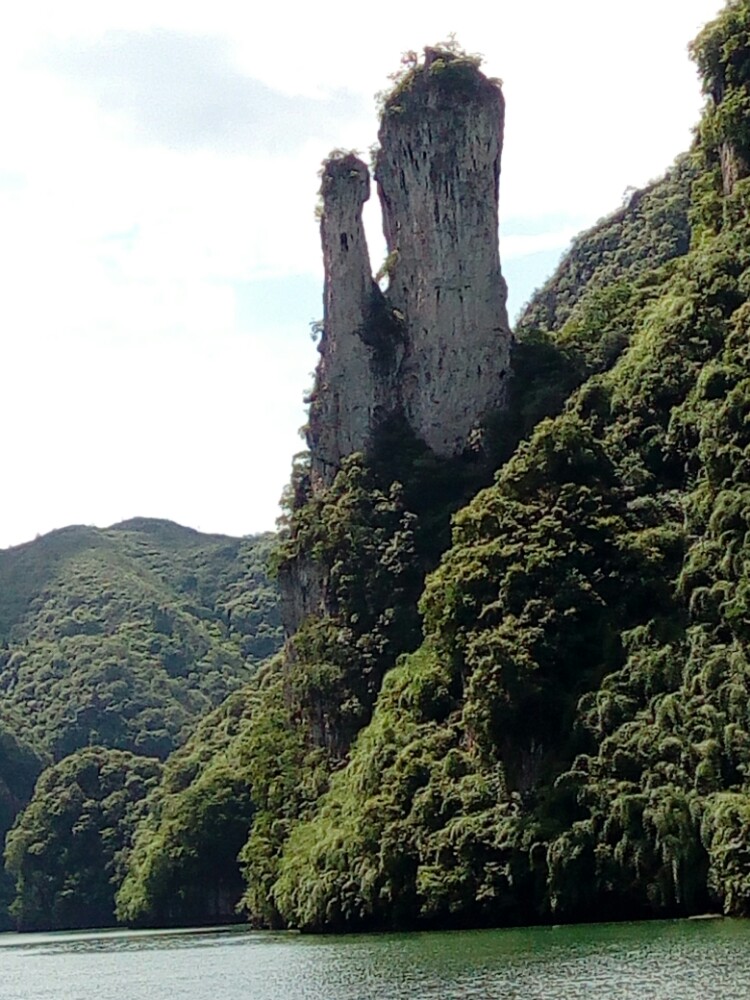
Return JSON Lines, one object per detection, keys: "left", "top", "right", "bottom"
{"left": 0, "top": 918, "right": 749, "bottom": 1000}
{"left": 0, "top": 924, "right": 256, "bottom": 955}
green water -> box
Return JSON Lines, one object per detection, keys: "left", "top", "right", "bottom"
{"left": 0, "top": 918, "right": 748, "bottom": 999}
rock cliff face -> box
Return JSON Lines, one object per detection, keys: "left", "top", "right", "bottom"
{"left": 709, "top": 73, "right": 750, "bottom": 196}
{"left": 308, "top": 156, "right": 403, "bottom": 486}
{"left": 376, "top": 49, "right": 509, "bottom": 456}
{"left": 277, "top": 548, "right": 325, "bottom": 637}
{"left": 307, "top": 49, "right": 511, "bottom": 488}
{"left": 691, "top": 8, "right": 750, "bottom": 199}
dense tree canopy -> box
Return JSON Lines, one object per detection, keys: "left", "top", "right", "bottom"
{"left": 0, "top": 519, "right": 281, "bottom": 760}
{"left": 11, "top": 0, "right": 750, "bottom": 936}
{"left": 115, "top": 675, "right": 267, "bottom": 927}
{"left": 5, "top": 747, "right": 162, "bottom": 930}
{"left": 0, "top": 519, "right": 282, "bottom": 929}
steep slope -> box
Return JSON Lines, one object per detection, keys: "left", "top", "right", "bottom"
{"left": 116, "top": 40, "right": 703, "bottom": 932}
{"left": 6, "top": 747, "right": 162, "bottom": 931}
{"left": 267, "top": 1, "right": 750, "bottom": 930}
{"left": 492, "top": 156, "right": 694, "bottom": 467}
{"left": 239, "top": 47, "right": 517, "bottom": 927}
{"left": 516, "top": 157, "right": 694, "bottom": 339}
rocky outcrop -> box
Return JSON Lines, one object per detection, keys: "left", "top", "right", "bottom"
{"left": 308, "top": 156, "right": 404, "bottom": 486}
{"left": 691, "top": 10, "right": 750, "bottom": 198}
{"left": 277, "top": 554, "right": 325, "bottom": 636}
{"left": 376, "top": 48, "right": 510, "bottom": 456}
{"left": 710, "top": 72, "right": 750, "bottom": 195}
{"left": 306, "top": 50, "right": 511, "bottom": 489}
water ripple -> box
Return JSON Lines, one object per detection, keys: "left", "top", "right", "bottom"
{"left": 0, "top": 919, "right": 748, "bottom": 1000}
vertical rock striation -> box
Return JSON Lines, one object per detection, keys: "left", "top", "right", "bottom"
{"left": 307, "top": 49, "right": 511, "bottom": 486}
{"left": 376, "top": 48, "right": 510, "bottom": 456}
{"left": 308, "top": 155, "right": 403, "bottom": 488}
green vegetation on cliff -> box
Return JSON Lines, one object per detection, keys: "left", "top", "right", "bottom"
{"left": 114, "top": 16, "right": 748, "bottom": 931}
{"left": 496, "top": 156, "right": 694, "bottom": 467}
{"left": 0, "top": 720, "right": 48, "bottom": 927}
{"left": 516, "top": 158, "right": 694, "bottom": 339}
{"left": 5, "top": 747, "right": 162, "bottom": 930}
{"left": 13, "top": 4, "right": 750, "bottom": 936}
{"left": 119, "top": 440, "right": 490, "bottom": 929}
{"left": 262, "top": 2, "right": 750, "bottom": 930}
{"left": 115, "top": 673, "right": 268, "bottom": 927}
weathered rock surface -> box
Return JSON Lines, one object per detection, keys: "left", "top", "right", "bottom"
{"left": 277, "top": 553, "right": 325, "bottom": 637}
{"left": 376, "top": 49, "right": 510, "bottom": 456}
{"left": 306, "top": 50, "right": 511, "bottom": 488}
{"left": 308, "top": 156, "right": 403, "bottom": 487}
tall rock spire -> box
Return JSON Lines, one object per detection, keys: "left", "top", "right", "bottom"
{"left": 308, "top": 154, "right": 403, "bottom": 488}
{"left": 307, "top": 48, "right": 511, "bottom": 489}
{"left": 376, "top": 48, "right": 510, "bottom": 457}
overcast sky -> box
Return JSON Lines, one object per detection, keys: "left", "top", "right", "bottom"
{"left": 0, "top": 0, "right": 725, "bottom": 549}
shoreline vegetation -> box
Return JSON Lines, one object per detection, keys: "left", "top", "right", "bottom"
{"left": 7, "top": 1, "right": 750, "bottom": 937}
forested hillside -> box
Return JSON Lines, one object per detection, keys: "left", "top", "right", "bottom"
{"left": 0, "top": 519, "right": 282, "bottom": 929}
{"left": 0, "top": 518, "right": 281, "bottom": 759}
{"left": 5, "top": 747, "right": 163, "bottom": 931}
{"left": 11, "top": 0, "right": 750, "bottom": 938}
{"left": 263, "top": 1, "right": 750, "bottom": 929}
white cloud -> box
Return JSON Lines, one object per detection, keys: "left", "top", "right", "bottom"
{"left": 2, "top": 326, "right": 316, "bottom": 546}
{"left": 0, "top": 0, "right": 726, "bottom": 548}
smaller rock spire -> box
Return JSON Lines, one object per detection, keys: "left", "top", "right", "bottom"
{"left": 308, "top": 153, "right": 403, "bottom": 488}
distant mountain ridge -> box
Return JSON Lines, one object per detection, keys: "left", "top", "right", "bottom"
{"left": 0, "top": 517, "right": 282, "bottom": 759}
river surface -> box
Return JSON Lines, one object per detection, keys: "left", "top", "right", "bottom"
{"left": 1, "top": 918, "right": 749, "bottom": 999}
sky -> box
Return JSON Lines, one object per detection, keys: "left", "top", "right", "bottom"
{"left": 0, "top": 0, "right": 726, "bottom": 549}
